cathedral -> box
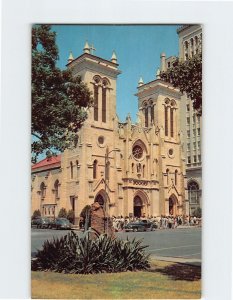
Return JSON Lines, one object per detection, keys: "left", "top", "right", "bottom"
{"left": 31, "top": 42, "right": 188, "bottom": 224}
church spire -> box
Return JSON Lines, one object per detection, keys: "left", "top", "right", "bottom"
{"left": 67, "top": 51, "right": 74, "bottom": 63}
{"left": 111, "top": 51, "right": 117, "bottom": 64}
{"left": 138, "top": 76, "right": 144, "bottom": 87}
{"left": 83, "top": 41, "right": 90, "bottom": 54}
{"left": 160, "top": 52, "right": 166, "bottom": 72}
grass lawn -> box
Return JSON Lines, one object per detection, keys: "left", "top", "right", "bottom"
{"left": 31, "top": 260, "right": 201, "bottom": 299}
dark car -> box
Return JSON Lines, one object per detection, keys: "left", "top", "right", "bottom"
{"left": 31, "top": 217, "right": 51, "bottom": 229}
{"left": 141, "top": 219, "right": 158, "bottom": 230}
{"left": 124, "top": 220, "right": 157, "bottom": 232}
{"left": 50, "top": 218, "right": 72, "bottom": 230}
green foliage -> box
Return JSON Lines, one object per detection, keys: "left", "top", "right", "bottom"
{"left": 160, "top": 53, "right": 202, "bottom": 114}
{"left": 32, "top": 231, "right": 150, "bottom": 274}
{"left": 193, "top": 207, "right": 202, "bottom": 218}
{"left": 32, "top": 209, "right": 41, "bottom": 219}
{"left": 80, "top": 205, "right": 91, "bottom": 230}
{"left": 58, "top": 207, "right": 67, "bottom": 218}
{"left": 31, "top": 25, "right": 93, "bottom": 162}
{"left": 67, "top": 209, "right": 75, "bottom": 224}
{"left": 80, "top": 205, "right": 91, "bottom": 218}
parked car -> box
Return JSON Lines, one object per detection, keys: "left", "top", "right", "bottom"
{"left": 124, "top": 220, "right": 157, "bottom": 232}
{"left": 50, "top": 218, "right": 72, "bottom": 230}
{"left": 141, "top": 219, "right": 158, "bottom": 230}
{"left": 31, "top": 217, "right": 51, "bottom": 229}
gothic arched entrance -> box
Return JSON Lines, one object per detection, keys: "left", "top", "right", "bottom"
{"left": 94, "top": 190, "right": 110, "bottom": 213}
{"left": 95, "top": 194, "right": 104, "bottom": 207}
{"left": 133, "top": 195, "right": 143, "bottom": 218}
{"left": 169, "top": 195, "right": 178, "bottom": 216}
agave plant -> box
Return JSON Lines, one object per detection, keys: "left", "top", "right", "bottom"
{"left": 32, "top": 230, "right": 150, "bottom": 274}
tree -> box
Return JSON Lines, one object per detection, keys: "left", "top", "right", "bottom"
{"left": 67, "top": 209, "right": 75, "bottom": 224}
{"left": 193, "top": 207, "right": 202, "bottom": 218}
{"left": 32, "top": 25, "right": 92, "bottom": 162}
{"left": 80, "top": 205, "right": 91, "bottom": 230}
{"left": 32, "top": 209, "right": 41, "bottom": 219}
{"left": 160, "top": 53, "right": 202, "bottom": 114}
{"left": 58, "top": 207, "right": 68, "bottom": 218}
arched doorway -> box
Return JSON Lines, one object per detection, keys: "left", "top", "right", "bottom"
{"left": 94, "top": 194, "right": 104, "bottom": 207}
{"left": 133, "top": 196, "right": 143, "bottom": 218}
{"left": 168, "top": 195, "right": 177, "bottom": 216}
{"left": 94, "top": 189, "right": 110, "bottom": 213}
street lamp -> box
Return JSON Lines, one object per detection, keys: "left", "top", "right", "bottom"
{"left": 104, "top": 146, "right": 120, "bottom": 233}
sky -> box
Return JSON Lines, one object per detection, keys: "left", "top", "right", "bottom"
{"left": 52, "top": 24, "right": 179, "bottom": 123}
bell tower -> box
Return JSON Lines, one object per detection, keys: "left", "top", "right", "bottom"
{"left": 136, "top": 76, "right": 181, "bottom": 139}
{"left": 66, "top": 42, "right": 121, "bottom": 130}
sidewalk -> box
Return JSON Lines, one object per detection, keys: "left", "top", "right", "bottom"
{"left": 150, "top": 254, "right": 201, "bottom": 266}
{"left": 176, "top": 225, "right": 201, "bottom": 229}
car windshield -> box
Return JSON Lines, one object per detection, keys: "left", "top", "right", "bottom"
{"left": 62, "top": 220, "right": 69, "bottom": 224}
{"left": 57, "top": 219, "right": 69, "bottom": 224}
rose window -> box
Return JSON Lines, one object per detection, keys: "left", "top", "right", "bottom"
{"left": 132, "top": 145, "right": 143, "bottom": 159}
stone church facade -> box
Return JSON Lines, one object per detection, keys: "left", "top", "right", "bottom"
{"left": 31, "top": 44, "right": 188, "bottom": 224}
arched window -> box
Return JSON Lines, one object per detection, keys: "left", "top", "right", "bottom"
{"left": 151, "top": 104, "right": 154, "bottom": 124}
{"left": 102, "top": 87, "right": 106, "bottom": 123}
{"left": 185, "top": 41, "right": 188, "bottom": 50}
{"left": 145, "top": 104, "right": 148, "bottom": 127}
{"left": 190, "top": 38, "right": 194, "bottom": 47}
{"left": 40, "top": 182, "right": 46, "bottom": 198}
{"left": 93, "top": 160, "right": 98, "bottom": 179}
{"left": 165, "top": 106, "right": 168, "bottom": 136}
{"left": 102, "top": 78, "right": 109, "bottom": 123}
{"left": 94, "top": 84, "right": 99, "bottom": 121}
{"left": 70, "top": 162, "right": 73, "bottom": 179}
{"left": 137, "top": 163, "right": 142, "bottom": 173}
{"left": 188, "top": 181, "right": 200, "bottom": 204}
{"left": 170, "top": 108, "right": 174, "bottom": 137}
{"left": 175, "top": 170, "right": 178, "bottom": 185}
{"left": 143, "top": 165, "right": 145, "bottom": 178}
{"left": 54, "top": 180, "right": 59, "bottom": 199}
{"left": 132, "top": 163, "right": 134, "bottom": 174}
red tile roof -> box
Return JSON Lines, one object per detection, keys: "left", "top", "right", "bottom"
{"left": 32, "top": 154, "right": 61, "bottom": 171}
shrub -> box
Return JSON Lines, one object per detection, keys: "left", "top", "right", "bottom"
{"left": 67, "top": 209, "right": 75, "bottom": 224}
{"left": 193, "top": 207, "right": 202, "bottom": 218}
{"left": 32, "top": 231, "right": 150, "bottom": 274}
{"left": 58, "top": 208, "right": 67, "bottom": 218}
{"left": 32, "top": 209, "right": 41, "bottom": 219}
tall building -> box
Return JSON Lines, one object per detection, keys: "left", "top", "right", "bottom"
{"left": 177, "top": 25, "right": 202, "bottom": 216}
{"left": 31, "top": 41, "right": 188, "bottom": 223}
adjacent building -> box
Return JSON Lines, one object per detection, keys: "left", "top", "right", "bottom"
{"left": 177, "top": 25, "right": 202, "bottom": 215}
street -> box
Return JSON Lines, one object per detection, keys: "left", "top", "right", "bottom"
{"left": 31, "top": 227, "right": 201, "bottom": 260}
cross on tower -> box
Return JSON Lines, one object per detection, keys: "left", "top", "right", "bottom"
{"left": 90, "top": 44, "right": 96, "bottom": 55}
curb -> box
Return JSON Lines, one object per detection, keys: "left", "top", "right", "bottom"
{"left": 150, "top": 255, "right": 201, "bottom": 266}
